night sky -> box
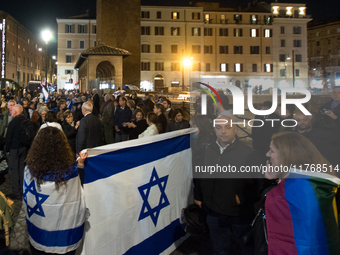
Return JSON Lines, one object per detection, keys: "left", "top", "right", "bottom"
{"left": 1, "top": 0, "right": 339, "bottom": 55}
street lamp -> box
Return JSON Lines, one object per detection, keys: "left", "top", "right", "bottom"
{"left": 182, "top": 58, "right": 192, "bottom": 91}
{"left": 41, "top": 29, "right": 52, "bottom": 85}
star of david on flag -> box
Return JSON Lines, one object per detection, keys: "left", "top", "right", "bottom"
{"left": 138, "top": 167, "right": 170, "bottom": 227}
{"left": 23, "top": 180, "right": 49, "bottom": 218}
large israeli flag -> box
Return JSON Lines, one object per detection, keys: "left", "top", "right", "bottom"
{"left": 23, "top": 166, "right": 86, "bottom": 254}
{"left": 81, "top": 129, "right": 193, "bottom": 255}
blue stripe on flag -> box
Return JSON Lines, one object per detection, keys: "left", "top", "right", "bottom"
{"left": 85, "top": 134, "right": 190, "bottom": 184}
{"left": 40, "top": 165, "right": 79, "bottom": 182}
{"left": 123, "top": 219, "right": 186, "bottom": 255}
{"left": 26, "top": 220, "right": 84, "bottom": 247}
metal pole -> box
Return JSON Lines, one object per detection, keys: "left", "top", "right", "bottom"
{"left": 45, "top": 43, "right": 48, "bottom": 85}
{"left": 292, "top": 49, "right": 295, "bottom": 88}
{"left": 182, "top": 49, "right": 184, "bottom": 91}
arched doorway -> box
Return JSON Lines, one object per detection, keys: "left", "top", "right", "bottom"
{"left": 154, "top": 75, "right": 164, "bottom": 90}
{"left": 96, "top": 61, "right": 115, "bottom": 89}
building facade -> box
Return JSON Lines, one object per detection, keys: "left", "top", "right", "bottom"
{"left": 0, "top": 10, "right": 46, "bottom": 88}
{"left": 56, "top": 14, "right": 97, "bottom": 90}
{"left": 308, "top": 18, "right": 340, "bottom": 91}
{"left": 139, "top": 2, "right": 310, "bottom": 92}
{"left": 56, "top": 2, "right": 310, "bottom": 91}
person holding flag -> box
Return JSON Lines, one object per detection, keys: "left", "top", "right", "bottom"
{"left": 24, "top": 127, "right": 87, "bottom": 255}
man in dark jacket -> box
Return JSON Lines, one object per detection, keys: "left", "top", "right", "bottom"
{"left": 115, "top": 96, "right": 132, "bottom": 142}
{"left": 315, "top": 86, "right": 340, "bottom": 131}
{"left": 6, "top": 105, "right": 28, "bottom": 199}
{"left": 194, "top": 114, "right": 263, "bottom": 255}
{"left": 92, "top": 88, "right": 100, "bottom": 116}
{"left": 76, "top": 101, "right": 103, "bottom": 154}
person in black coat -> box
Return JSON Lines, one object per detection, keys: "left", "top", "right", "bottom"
{"left": 125, "top": 109, "right": 148, "bottom": 140}
{"left": 76, "top": 101, "right": 103, "bottom": 154}
{"left": 312, "top": 86, "right": 340, "bottom": 131}
{"left": 166, "top": 108, "right": 190, "bottom": 132}
{"left": 153, "top": 103, "right": 168, "bottom": 134}
{"left": 62, "top": 110, "right": 79, "bottom": 155}
{"left": 92, "top": 89, "right": 100, "bottom": 116}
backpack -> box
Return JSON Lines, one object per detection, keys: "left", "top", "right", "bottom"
{"left": 19, "top": 117, "right": 35, "bottom": 149}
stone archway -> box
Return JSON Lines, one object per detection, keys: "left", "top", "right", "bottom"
{"left": 154, "top": 75, "right": 164, "bottom": 90}
{"left": 96, "top": 61, "right": 115, "bottom": 81}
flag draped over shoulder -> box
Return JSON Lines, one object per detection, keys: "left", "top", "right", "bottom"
{"left": 81, "top": 129, "right": 193, "bottom": 255}
{"left": 266, "top": 171, "right": 340, "bottom": 255}
{"left": 23, "top": 166, "right": 86, "bottom": 254}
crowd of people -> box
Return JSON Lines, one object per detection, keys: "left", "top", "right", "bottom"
{"left": 1, "top": 85, "right": 340, "bottom": 255}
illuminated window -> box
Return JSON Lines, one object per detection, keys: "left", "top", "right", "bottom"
{"left": 205, "top": 14, "right": 210, "bottom": 23}
{"left": 299, "top": 7, "right": 306, "bottom": 16}
{"left": 220, "top": 14, "right": 226, "bottom": 24}
{"left": 264, "top": 29, "right": 272, "bottom": 37}
{"left": 316, "top": 32, "right": 319, "bottom": 36}
{"left": 172, "top": 12, "right": 180, "bottom": 19}
{"left": 220, "top": 63, "right": 228, "bottom": 72}
{"left": 250, "top": 15, "right": 258, "bottom": 24}
{"left": 286, "top": 7, "right": 293, "bottom": 15}
{"left": 171, "top": 27, "right": 180, "bottom": 36}
{"left": 251, "top": 29, "right": 259, "bottom": 37}
{"left": 264, "top": 64, "right": 272, "bottom": 72}
{"left": 192, "top": 28, "right": 201, "bottom": 36}
{"left": 28, "top": 39, "right": 30, "bottom": 44}
{"left": 273, "top": 6, "right": 279, "bottom": 15}
{"left": 234, "top": 15, "right": 242, "bottom": 24}
{"left": 235, "top": 63, "right": 243, "bottom": 72}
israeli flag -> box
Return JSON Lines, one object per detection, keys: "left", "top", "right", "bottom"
{"left": 23, "top": 166, "right": 86, "bottom": 254}
{"left": 81, "top": 129, "right": 193, "bottom": 255}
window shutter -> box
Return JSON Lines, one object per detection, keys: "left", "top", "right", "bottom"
{"left": 240, "top": 29, "right": 243, "bottom": 37}
{"left": 256, "top": 29, "right": 259, "bottom": 37}
{"left": 65, "top": 25, "right": 69, "bottom": 33}
{"left": 241, "top": 64, "right": 243, "bottom": 72}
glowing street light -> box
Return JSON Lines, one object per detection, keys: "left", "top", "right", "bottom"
{"left": 41, "top": 29, "right": 52, "bottom": 45}
{"left": 183, "top": 58, "right": 191, "bottom": 67}
{"left": 41, "top": 29, "right": 53, "bottom": 85}
{"left": 52, "top": 55, "right": 56, "bottom": 60}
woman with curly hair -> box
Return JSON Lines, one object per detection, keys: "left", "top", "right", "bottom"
{"left": 24, "top": 127, "right": 87, "bottom": 255}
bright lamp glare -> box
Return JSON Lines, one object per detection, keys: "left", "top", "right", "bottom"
{"left": 41, "top": 30, "right": 52, "bottom": 44}
{"left": 183, "top": 59, "right": 191, "bottom": 67}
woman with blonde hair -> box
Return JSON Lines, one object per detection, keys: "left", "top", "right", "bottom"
{"left": 254, "top": 132, "right": 340, "bottom": 255}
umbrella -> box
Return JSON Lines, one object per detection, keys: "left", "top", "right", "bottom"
{"left": 122, "top": 84, "right": 139, "bottom": 90}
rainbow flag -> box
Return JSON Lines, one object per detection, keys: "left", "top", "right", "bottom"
{"left": 265, "top": 171, "right": 340, "bottom": 255}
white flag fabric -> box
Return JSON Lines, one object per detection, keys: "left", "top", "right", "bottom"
{"left": 23, "top": 166, "right": 86, "bottom": 254}
{"left": 81, "top": 129, "right": 193, "bottom": 255}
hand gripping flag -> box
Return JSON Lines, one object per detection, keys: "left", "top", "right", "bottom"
{"left": 81, "top": 129, "right": 193, "bottom": 255}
